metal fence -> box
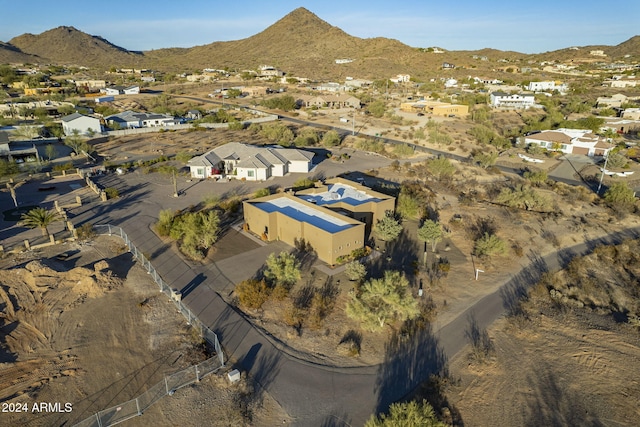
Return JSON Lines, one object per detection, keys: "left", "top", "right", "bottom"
{"left": 72, "top": 224, "right": 225, "bottom": 427}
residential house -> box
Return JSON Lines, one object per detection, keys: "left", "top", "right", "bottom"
{"left": 0, "top": 131, "right": 40, "bottom": 163}
{"left": 603, "top": 117, "right": 640, "bottom": 134}
{"left": 295, "top": 177, "right": 396, "bottom": 236}
{"left": 622, "top": 108, "right": 640, "bottom": 120}
{"left": 74, "top": 79, "right": 107, "bottom": 91}
{"left": 442, "top": 62, "right": 455, "bottom": 69}
{"left": 527, "top": 81, "right": 568, "bottom": 93}
{"left": 185, "top": 110, "right": 202, "bottom": 120}
{"left": 257, "top": 65, "right": 284, "bottom": 79}
{"left": 490, "top": 92, "right": 536, "bottom": 109}
{"left": 187, "top": 142, "right": 314, "bottom": 181}
{"left": 243, "top": 193, "right": 366, "bottom": 265}
{"left": 390, "top": 74, "right": 411, "bottom": 83}
{"left": 400, "top": 101, "right": 468, "bottom": 117}
{"left": 242, "top": 86, "right": 269, "bottom": 97}
{"left": 596, "top": 94, "right": 628, "bottom": 109}
{"left": 105, "top": 110, "right": 182, "bottom": 129}
{"left": 61, "top": 112, "right": 102, "bottom": 136}
{"left": 296, "top": 94, "right": 361, "bottom": 109}
{"left": 103, "top": 85, "right": 140, "bottom": 95}
{"left": 523, "top": 129, "right": 611, "bottom": 156}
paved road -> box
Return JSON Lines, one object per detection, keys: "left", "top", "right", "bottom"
{"left": 62, "top": 168, "right": 640, "bottom": 425}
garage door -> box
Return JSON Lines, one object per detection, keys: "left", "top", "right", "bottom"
{"left": 572, "top": 147, "right": 589, "bottom": 155}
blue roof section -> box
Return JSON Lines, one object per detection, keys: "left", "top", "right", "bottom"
{"left": 253, "top": 199, "right": 354, "bottom": 234}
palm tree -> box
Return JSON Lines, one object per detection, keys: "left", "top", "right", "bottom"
{"left": 20, "top": 207, "right": 60, "bottom": 237}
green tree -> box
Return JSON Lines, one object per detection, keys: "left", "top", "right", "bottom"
{"left": 523, "top": 169, "right": 548, "bottom": 185}
{"left": 321, "top": 130, "right": 341, "bottom": 147}
{"left": 294, "top": 127, "right": 320, "bottom": 147}
{"left": 0, "top": 159, "right": 20, "bottom": 177}
{"left": 259, "top": 122, "right": 295, "bottom": 146}
{"left": 418, "top": 220, "right": 444, "bottom": 252}
{"left": 367, "top": 100, "right": 387, "bottom": 118}
{"left": 373, "top": 212, "right": 403, "bottom": 241}
{"left": 261, "top": 95, "right": 297, "bottom": 111}
{"left": 20, "top": 207, "right": 60, "bottom": 237}
{"left": 425, "top": 157, "right": 455, "bottom": 180}
{"left": 169, "top": 210, "right": 220, "bottom": 260}
{"left": 365, "top": 400, "right": 447, "bottom": 427}
{"left": 473, "top": 151, "right": 498, "bottom": 169}
{"left": 45, "top": 144, "right": 58, "bottom": 161}
{"left": 474, "top": 233, "right": 507, "bottom": 258}
{"left": 345, "top": 261, "right": 367, "bottom": 282}
{"left": 496, "top": 185, "right": 550, "bottom": 211}
{"left": 13, "top": 125, "right": 40, "bottom": 141}
{"left": 264, "top": 251, "right": 301, "bottom": 287}
{"left": 64, "top": 129, "right": 90, "bottom": 155}
{"left": 346, "top": 270, "right": 419, "bottom": 332}
{"left": 605, "top": 152, "right": 628, "bottom": 169}
{"left": 603, "top": 182, "right": 635, "bottom": 211}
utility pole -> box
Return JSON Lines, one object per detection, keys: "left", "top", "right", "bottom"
{"left": 597, "top": 137, "right": 613, "bottom": 195}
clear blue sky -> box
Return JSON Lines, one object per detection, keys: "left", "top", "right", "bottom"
{"left": 2, "top": 0, "right": 638, "bottom": 54}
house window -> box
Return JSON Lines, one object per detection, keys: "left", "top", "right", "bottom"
{"left": 197, "top": 168, "right": 204, "bottom": 176}
{"left": 247, "top": 170, "right": 254, "bottom": 177}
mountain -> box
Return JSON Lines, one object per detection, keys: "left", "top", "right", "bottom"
{"left": 9, "top": 26, "right": 144, "bottom": 67}
{"left": 145, "top": 7, "right": 429, "bottom": 78}
{"left": 2, "top": 9, "right": 638, "bottom": 79}
{"left": 0, "top": 41, "right": 40, "bottom": 64}
{"left": 608, "top": 35, "right": 640, "bottom": 58}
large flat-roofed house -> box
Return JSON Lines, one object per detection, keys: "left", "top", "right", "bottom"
{"left": 295, "top": 177, "right": 395, "bottom": 235}
{"left": 187, "top": 142, "right": 314, "bottom": 181}
{"left": 243, "top": 193, "right": 365, "bottom": 265}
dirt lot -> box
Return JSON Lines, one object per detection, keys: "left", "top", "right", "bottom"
{"left": 447, "top": 303, "right": 640, "bottom": 426}
{"left": 0, "top": 236, "right": 287, "bottom": 426}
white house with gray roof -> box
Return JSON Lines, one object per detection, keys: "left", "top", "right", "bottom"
{"left": 105, "top": 110, "right": 182, "bottom": 129}
{"left": 187, "top": 142, "right": 314, "bottom": 181}
{"left": 61, "top": 112, "right": 103, "bottom": 136}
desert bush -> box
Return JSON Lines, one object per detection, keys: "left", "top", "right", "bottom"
{"left": 345, "top": 261, "right": 367, "bottom": 282}
{"left": 235, "top": 279, "right": 270, "bottom": 309}
{"left": 104, "top": 187, "right": 119, "bottom": 199}
{"left": 474, "top": 233, "right": 507, "bottom": 258}
{"left": 76, "top": 223, "right": 96, "bottom": 240}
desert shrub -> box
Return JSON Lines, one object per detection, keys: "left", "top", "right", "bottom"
{"left": 235, "top": 279, "right": 270, "bottom": 309}
{"left": 474, "top": 233, "right": 507, "bottom": 258}
{"left": 104, "top": 187, "right": 119, "bottom": 199}
{"left": 155, "top": 209, "right": 175, "bottom": 236}
{"left": 253, "top": 187, "right": 271, "bottom": 198}
{"left": 345, "top": 261, "right": 367, "bottom": 282}
{"left": 76, "top": 223, "right": 96, "bottom": 240}
{"left": 393, "top": 143, "right": 414, "bottom": 158}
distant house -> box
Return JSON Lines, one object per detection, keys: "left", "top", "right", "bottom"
{"left": 296, "top": 94, "right": 361, "bottom": 109}
{"left": 61, "top": 112, "right": 102, "bottom": 136}
{"left": 185, "top": 110, "right": 202, "bottom": 120}
{"left": 490, "top": 92, "right": 536, "bottom": 109}
{"left": 390, "top": 74, "right": 410, "bottom": 83}
{"left": 596, "top": 93, "right": 628, "bottom": 109}
{"left": 104, "top": 85, "right": 140, "bottom": 95}
{"left": 400, "top": 101, "right": 469, "bottom": 117}
{"left": 523, "top": 129, "right": 611, "bottom": 157}
{"left": 105, "top": 110, "right": 182, "bottom": 129}
{"left": 622, "top": 108, "right": 640, "bottom": 121}
{"left": 527, "top": 81, "right": 568, "bottom": 93}
{"left": 442, "top": 62, "right": 455, "bottom": 69}
{"left": 187, "top": 142, "right": 314, "bottom": 181}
